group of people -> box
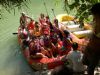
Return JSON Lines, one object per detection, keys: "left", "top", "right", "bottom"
{"left": 19, "top": 12, "right": 86, "bottom": 74}
{"left": 19, "top": 12, "right": 73, "bottom": 59}
{"left": 18, "top": 3, "right": 100, "bottom": 75}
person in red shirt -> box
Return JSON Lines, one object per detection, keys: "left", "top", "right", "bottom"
{"left": 27, "top": 18, "right": 35, "bottom": 30}
{"left": 27, "top": 18, "right": 35, "bottom": 36}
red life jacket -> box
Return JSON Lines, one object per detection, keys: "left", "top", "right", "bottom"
{"left": 42, "top": 25, "right": 50, "bottom": 35}
{"left": 27, "top": 21, "right": 34, "bottom": 30}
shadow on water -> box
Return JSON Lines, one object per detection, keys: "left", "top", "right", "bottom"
{"left": 0, "top": 35, "right": 35, "bottom": 75}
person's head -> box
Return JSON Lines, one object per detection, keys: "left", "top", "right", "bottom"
{"left": 40, "top": 13, "right": 44, "bottom": 18}
{"left": 35, "top": 21, "right": 39, "bottom": 28}
{"left": 72, "top": 42, "right": 78, "bottom": 50}
{"left": 30, "top": 18, "right": 34, "bottom": 21}
{"left": 46, "top": 15, "right": 49, "bottom": 19}
{"left": 21, "top": 12, "right": 26, "bottom": 16}
{"left": 54, "top": 19, "right": 58, "bottom": 27}
{"left": 63, "top": 30, "right": 70, "bottom": 37}
{"left": 91, "top": 3, "right": 100, "bottom": 21}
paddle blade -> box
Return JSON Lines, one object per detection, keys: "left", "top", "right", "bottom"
{"left": 12, "top": 32, "right": 18, "bottom": 35}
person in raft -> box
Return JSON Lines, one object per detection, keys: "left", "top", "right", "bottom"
{"left": 27, "top": 18, "right": 35, "bottom": 32}
{"left": 59, "top": 30, "right": 72, "bottom": 56}
{"left": 29, "top": 36, "right": 48, "bottom": 59}
{"left": 39, "top": 13, "right": 45, "bottom": 26}
{"left": 33, "top": 21, "right": 41, "bottom": 37}
{"left": 20, "top": 12, "right": 31, "bottom": 28}
{"left": 41, "top": 22, "right": 50, "bottom": 35}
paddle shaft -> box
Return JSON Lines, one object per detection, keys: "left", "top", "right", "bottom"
{"left": 12, "top": 32, "right": 18, "bottom": 35}
{"left": 42, "top": 0, "right": 49, "bottom": 16}
{"left": 52, "top": 9, "right": 56, "bottom": 18}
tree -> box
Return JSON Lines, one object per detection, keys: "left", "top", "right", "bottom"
{"left": 63, "top": 0, "right": 100, "bottom": 27}
{"left": 0, "top": 0, "right": 30, "bottom": 19}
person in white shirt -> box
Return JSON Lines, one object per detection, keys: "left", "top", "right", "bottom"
{"left": 66, "top": 42, "right": 85, "bottom": 74}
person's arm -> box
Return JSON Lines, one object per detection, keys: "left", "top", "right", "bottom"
{"left": 25, "top": 15, "right": 31, "bottom": 20}
{"left": 31, "top": 53, "right": 47, "bottom": 59}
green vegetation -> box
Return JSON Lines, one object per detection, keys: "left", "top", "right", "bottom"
{"left": 63, "top": 0, "right": 100, "bottom": 22}
{"left": 0, "top": 0, "right": 30, "bottom": 19}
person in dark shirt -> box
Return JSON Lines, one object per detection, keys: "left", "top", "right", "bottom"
{"left": 82, "top": 3, "right": 100, "bottom": 75}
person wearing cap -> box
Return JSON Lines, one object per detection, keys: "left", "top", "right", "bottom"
{"left": 82, "top": 3, "right": 100, "bottom": 75}
{"left": 20, "top": 12, "right": 31, "bottom": 27}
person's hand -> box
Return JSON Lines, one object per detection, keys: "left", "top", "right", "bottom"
{"left": 61, "top": 55, "right": 67, "bottom": 62}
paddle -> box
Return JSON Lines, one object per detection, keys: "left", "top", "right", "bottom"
{"left": 51, "top": 9, "right": 56, "bottom": 18}
{"left": 12, "top": 32, "right": 18, "bottom": 35}
{"left": 42, "top": 0, "right": 49, "bottom": 16}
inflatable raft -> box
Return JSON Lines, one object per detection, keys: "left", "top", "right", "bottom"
{"left": 17, "top": 13, "right": 92, "bottom": 71}
{"left": 17, "top": 13, "right": 73, "bottom": 71}
{"left": 56, "top": 14, "right": 92, "bottom": 39}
